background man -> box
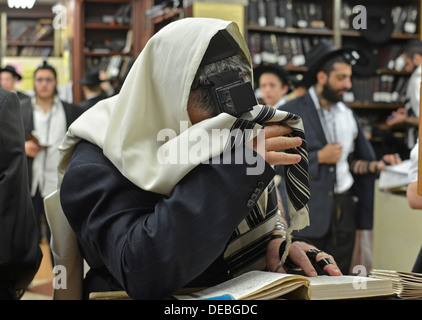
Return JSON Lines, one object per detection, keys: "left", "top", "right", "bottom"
{"left": 0, "top": 65, "right": 30, "bottom": 102}
{"left": 78, "top": 68, "right": 109, "bottom": 110}
{"left": 278, "top": 40, "right": 400, "bottom": 274}
{"left": 254, "top": 64, "right": 290, "bottom": 108}
{"left": 20, "top": 61, "right": 85, "bottom": 245}
{"left": 386, "top": 40, "right": 422, "bottom": 154}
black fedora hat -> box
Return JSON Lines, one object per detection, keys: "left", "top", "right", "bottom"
{"left": 301, "top": 40, "right": 354, "bottom": 87}
{"left": 78, "top": 68, "right": 104, "bottom": 86}
{"left": 360, "top": 6, "right": 394, "bottom": 45}
{"left": 253, "top": 63, "right": 290, "bottom": 88}
{"left": 0, "top": 65, "right": 22, "bottom": 80}
{"left": 344, "top": 41, "right": 379, "bottom": 77}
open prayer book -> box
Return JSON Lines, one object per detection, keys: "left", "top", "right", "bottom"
{"left": 175, "top": 271, "right": 394, "bottom": 300}
{"left": 378, "top": 160, "right": 412, "bottom": 190}
{"left": 371, "top": 269, "right": 422, "bottom": 299}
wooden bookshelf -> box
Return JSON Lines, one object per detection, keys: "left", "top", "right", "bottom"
{"left": 71, "top": 0, "right": 192, "bottom": 103}
{"left": 0, "top": 3, "right": 61, "bottom": 59}
{"left": 72, "top": 0, "right": 142, "bottom": 103}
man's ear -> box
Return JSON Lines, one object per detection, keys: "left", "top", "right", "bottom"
{"left": 316, "top": 70, "right": 328, "bottom": 85}
{"left": 413, "top": 53, "right": 422, "bottom": 66}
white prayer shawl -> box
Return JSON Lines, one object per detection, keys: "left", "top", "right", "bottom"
{"left": 44, "top": 18, "right": 309, "bottom": 299}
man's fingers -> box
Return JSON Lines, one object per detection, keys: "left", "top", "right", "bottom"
{"left": 265, "top": 135, "right": 302, "bottom": 152}
{"left": 313, "top": 253, "right": 342, "bottom": 276}
{"left": 265, "top": 151, "right": 301, "bottom": 166}
{"left": 250, "top": 124, "right": 303, "bottom": 166}
{"left": 263, "top": 123, "right": 293, "bottom": 138}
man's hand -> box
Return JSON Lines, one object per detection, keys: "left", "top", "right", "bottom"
{"left": 25, "top": 140, "right": 42, "bottom": 158}
{"left": 248, "top": 123, "right": 303, "bottom": 166}
{"left": 266, "top": 238, "right": 342, "bottom": 277}
{"left": 386, "top": 108, "right": 407, "bottom": 126}
{"left": 374, "top": 153, "right": 402, "bottom": 172}
{"left": 318, "top": 143, "right": 342, "bottom": 164}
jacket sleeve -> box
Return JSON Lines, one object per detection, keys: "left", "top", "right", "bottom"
{"left": 60, "top": 142, "right": 275, "bottom": 299}
{"left": 0, "top": 90, "right": 42, "bottom": 297}
{"left": 0, "top": 91, "right": 36, "bottom": 235}
{"left": 350, "top": 117, "right": 377, "bottom": 230}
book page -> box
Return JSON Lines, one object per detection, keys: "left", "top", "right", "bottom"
{"left": 176, "top": 271, "right": 308, "bottom": 300}
{"left": 309, "top": 275, "right": 394, "bottom": 300}
{"left": 378, "top": 160, "right": 412, "bottom": 189}
{"left": 371, "top": 269, "right": 422, "bottom": 299}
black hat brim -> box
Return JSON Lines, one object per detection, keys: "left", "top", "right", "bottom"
{"left": 345, "top": 42, "right": 379, "bottom": 77}
{"left": 360, "top": 8, "right": 394, "bottom": 44}
{"left": 0, "top": 67, "right": 22, "bottom": 80}
{"left": 301, "top": 48, "right": 353, "bottom": 87}
{"left": 253, "top": 63, "right": 290, "bottom": 87}
{"left": 78, "top": 79, "right": 104, "bottom": 86}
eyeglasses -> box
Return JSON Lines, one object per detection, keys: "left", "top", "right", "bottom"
{"left": 34, "top": 78, "right": 55, "bottom": 83}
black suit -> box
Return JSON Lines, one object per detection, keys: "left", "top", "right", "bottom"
{"left": 278, "top": 92, "right": 376, "bottom": 273}
{"left": 279, "top": 92, "right": 376, "bottom": 237}
{"left": 0, "top": 89, "right": 42, "bottom": 299}
{"left": 16, "top": 91, "right": 31, "bottom": 102}
{"left": 60, "top": 140, "right": 275, "bottom": 299}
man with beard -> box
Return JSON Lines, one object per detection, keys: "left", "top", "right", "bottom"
{"left": 277, "top": 41, "right": 400, "bottom": 274}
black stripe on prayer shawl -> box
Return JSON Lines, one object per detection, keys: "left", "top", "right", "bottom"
{"left": 254, "top": 104, "right": 276, "bottom": 124}
{"left": 224, "top": 118, "right": 255, "bottom": 151}
{"left": 229, "top": 180, "right": 277, "bottom": 239}
{"left": 225, "top": 180, "right": 279, "bottom": 276}
{"left": 226, "top": 233, "right": 272, "bottom": 276}
{"left": 280, "top": 113, "right": 310, "bottom": 211}
{"left": 227, "top": 105, "right": 309, "bottom": 214}
{"left": 222, "top": 105, "right": 309, "bottom": 275}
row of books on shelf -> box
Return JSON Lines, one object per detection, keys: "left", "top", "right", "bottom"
{"left": 85, "top": 55, "right": 133, "bottom": 80}
{"left": 378, "top": 44, "right": 412, "bottom": 73}
{"left": 248, "top": 0, "right": 419, "bottom": 36}
{"left": 248, "top": 31, "right": 414, "bottom": 75}
{"left": 85, "top": 2, "right": 132, "bottom": 25}
{"left": 346, "top": 75, "right": 409, "bottom": 105}
{"left": 248, "top": 32, "right": 331, "bottom": 67}
{"left": 249, "top": 0, "right": 325, "bottom": 29}
{"left": 340, "top": 2, "right": 418, "bottom": 35}
{"left": 8, "top": 19, "right": 54, "bottom": 42}
{"left": 85, "top": 30, "right": 133, "bottom": 54}
{"left": 6, "top": 46, "right": 52, "bottom": 57}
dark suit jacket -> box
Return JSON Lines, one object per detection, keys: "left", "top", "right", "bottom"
{"left": 278, "top": 92, "right": 376, "bottom": 238}
{"left": 60, "top": 140, "right": 275, "bottom": 299}
{"left": 78, "top": 92, "right": 108, "bottom": 110}
{"left": 20, "top": 98, "right": 85, "bottom": 187}
{"left": 16, "top": 91, "right": 31, "bottom": 103}
{"left": 0, "top": 89, "right": 42, "bottom": 299}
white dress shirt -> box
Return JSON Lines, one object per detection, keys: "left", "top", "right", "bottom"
{"left": 309, "top": 86, "right": 358, "bottom": 194}
{"left": 31, "top": 96, "right": 67, "bottom": 197}
{"left": 409, "top": 140, "right": 419, "bottom": 183}
{"left": 405, "top": 65, "right": 421, "bottom": 149}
